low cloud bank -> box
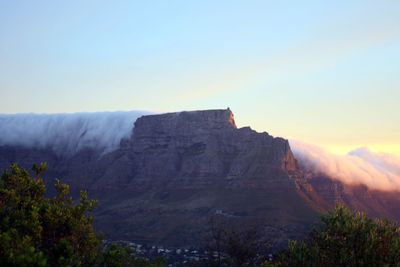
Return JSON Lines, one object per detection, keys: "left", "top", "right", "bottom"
{"left": 0, "top": 111, "right": 148, "bottom": 155}
{"left": 290, "top": 140, "right": 400, "bottom": 191}
{"left": 1, "top": 113, "right": 399, "bottom": 191}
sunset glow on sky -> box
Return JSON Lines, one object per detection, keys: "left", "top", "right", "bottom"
{"left": 0, "top": 1, "right": 399, "bottom": 155}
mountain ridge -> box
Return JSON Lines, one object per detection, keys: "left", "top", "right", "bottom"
{"left": 0, "top": 108, "right": 399, "bottom": 247}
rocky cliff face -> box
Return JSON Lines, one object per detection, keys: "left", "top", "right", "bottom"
{"left": 120, "top": 109, "right": 297, "bottom": 187}
{"left": 0, "top": 109, "right": 315, "bottom": 246}
{"left": 2, "top": 109, "right": 398, "bottom": 247}
{"left": 7, "top": 109, "right": 400, "bottom": 249}
{"left": 87, "top": 109, "right": 313, "bottom": 246}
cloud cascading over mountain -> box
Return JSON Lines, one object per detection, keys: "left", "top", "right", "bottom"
{"left": 1, "top": 111, "right": 399, "bottom": 192}
{"left": 291, "top": 140, "right": 400, "bottom": 192}
{"left": 0, "top": 111, "right": 148, "bottom": 155}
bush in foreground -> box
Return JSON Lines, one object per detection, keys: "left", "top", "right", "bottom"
{"left": 3, "top": 163, "right": 400, "bottom": 267}
{"left": 263, "top": 205, "right": 400, "bottom": 267}
{"left": 0, "top": 163, "right": 163, "bottom": 267}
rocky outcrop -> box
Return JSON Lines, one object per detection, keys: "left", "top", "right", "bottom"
{"left": 0, "top": 109, "right": 317, "bottom": 246}
{"left": 2, "top": 108, "right": 400, "bottom": 247}
{"left": 118, "top": 109, "right": 297, "bottom": 187}
{"left": 90, "top": 109, "right": 316, "bottom": 246}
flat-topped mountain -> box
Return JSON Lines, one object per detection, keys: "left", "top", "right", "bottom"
{"left": 1, "top": 108, "right": 399, "bottom": 247}
{"left": 88, "top": 109, "right": 313, "bottom": 246}
{"left": 121, "top": 109, "right": 297, "bottom": 186}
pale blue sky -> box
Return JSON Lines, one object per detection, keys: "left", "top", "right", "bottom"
{"left": 0, "top": 1, "right": 399, "bottom": 153}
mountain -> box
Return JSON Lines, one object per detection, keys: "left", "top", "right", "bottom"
{"left": 0, "top": 108, "right": 399, "bottom": 247}
{"left": 296, "top": 173, "right": 400, "bottom": 222}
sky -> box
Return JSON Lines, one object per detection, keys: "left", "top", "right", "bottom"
{"left": 0, "top": 1, "right": 399, "bottom": 156}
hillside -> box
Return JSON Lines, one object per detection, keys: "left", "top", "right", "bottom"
{"left": 1, "top": 108, "right": 398, "bottom": 248}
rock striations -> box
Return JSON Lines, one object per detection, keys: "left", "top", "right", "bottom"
{"left": 81, "top": 109, "right": 316, "bottom": 245}
{"left": 0, "top": 109, "right": 314, "bottom": 246}
{"left": 2, "top": 108, "right": 399, "bottom": 247}
{"left": 88, "top": 109, "right": 314, "bottom": 246}
{"left": 124, "top": 109, "right": 298, "bottom": 187}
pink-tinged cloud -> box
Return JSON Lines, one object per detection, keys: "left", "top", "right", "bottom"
{"left": 290, "top": 140, "right": 400, "bottom": 192}
{"left": 349, "top": 147, "right": 400, "bottom": 176}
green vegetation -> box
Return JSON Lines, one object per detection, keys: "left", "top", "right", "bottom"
{"left": 0, "top": 163, "right": 163, "bottom": 267}
{"left": 2, "top": 163, "right": 400, "bottom": 267}
{"left": 263, "top": 205, "right": 400, "bottom": 267}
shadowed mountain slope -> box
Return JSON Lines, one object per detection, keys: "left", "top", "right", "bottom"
{"left": 1, "top": 109, "right": 398, "bottom": 247}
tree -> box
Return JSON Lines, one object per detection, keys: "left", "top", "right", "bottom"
{"left": 224, "top": 228, "right": 262, "bottom": 267}
{"left": 0, "top": 163, "right": 99, "bottom": 266}
{"left": 205, "top": 218, "right": 267, "bottom": 266}
{"left": 0, "top": 163, "right": 164, "bottom": 267}
{"left": 264, "top": 205, "right": 400, "bottom": 267}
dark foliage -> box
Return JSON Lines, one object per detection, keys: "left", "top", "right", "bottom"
{"left": 205, "top": 219, "right": 268, "bottom": 266}
{"left": 0, "top": 163, "right": 163, "bottom": 267}
{"left": 263, "top": 205, "right": 400, "bottom": 267}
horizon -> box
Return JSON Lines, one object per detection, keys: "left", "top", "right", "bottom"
{"left": 1, "top": 1, "right": 399, "bottom": 156}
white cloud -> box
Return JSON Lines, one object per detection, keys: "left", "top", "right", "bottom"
{"left": 290, "top": 140, "right": 400, "bottom": 191}
{"left": 0, "top": 111, "right": 148, "bottom": 155}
